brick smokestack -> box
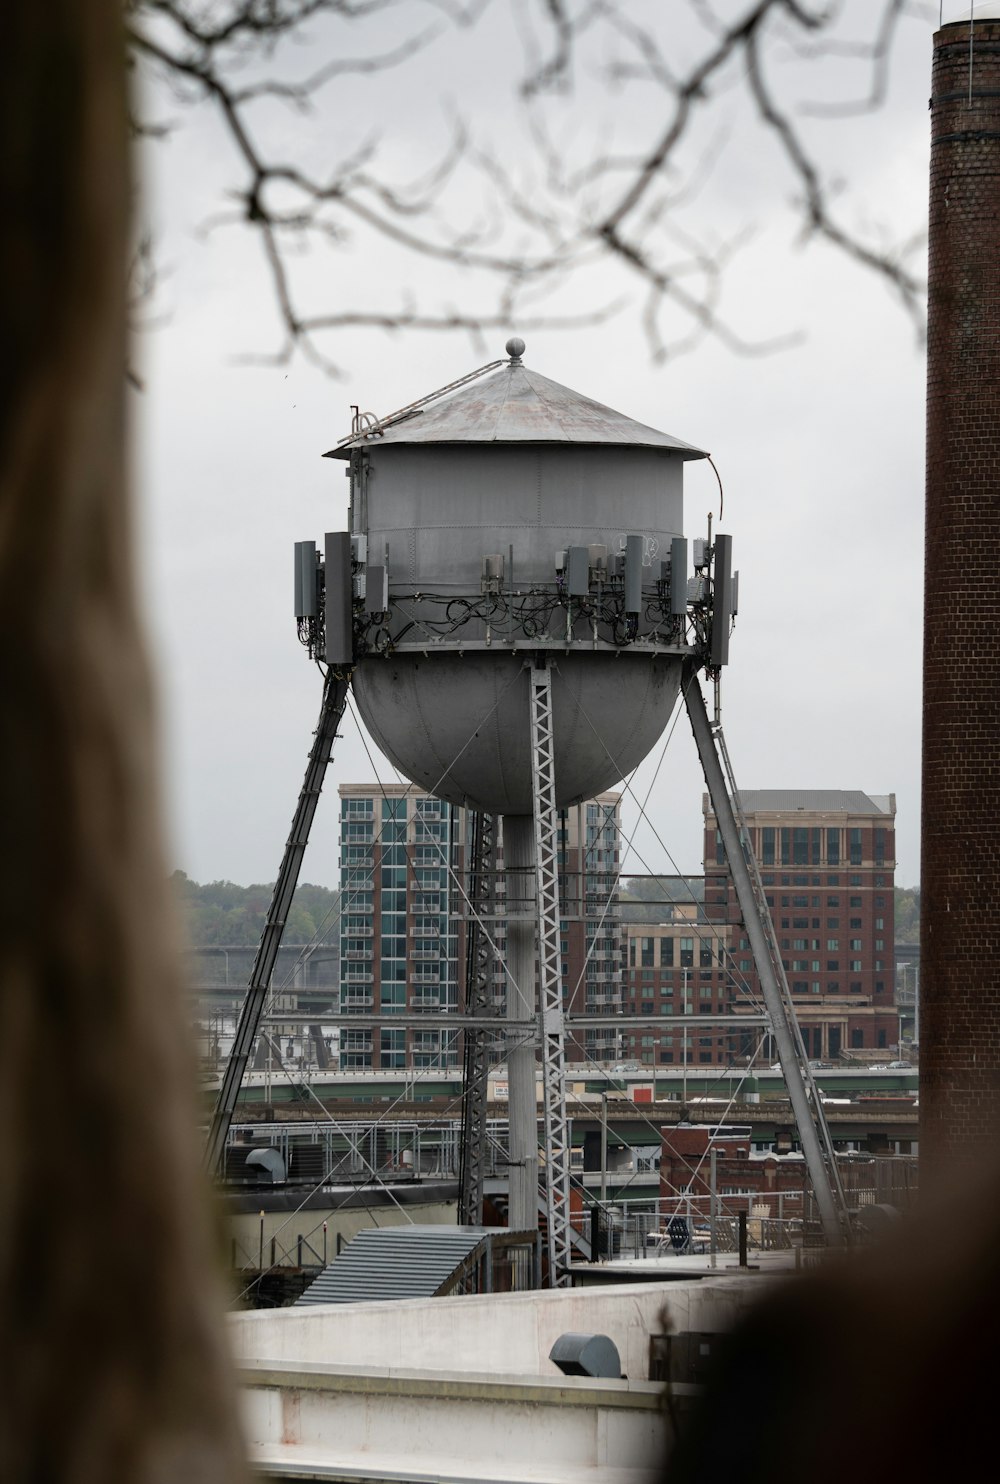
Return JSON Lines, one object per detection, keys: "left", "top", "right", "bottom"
{"left": 921, "top": 17, "right": 1000, "bottom": 1184}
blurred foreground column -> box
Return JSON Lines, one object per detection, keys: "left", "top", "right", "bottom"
{"left": 0, "top": 5, "right": 246, "bottom": 1478}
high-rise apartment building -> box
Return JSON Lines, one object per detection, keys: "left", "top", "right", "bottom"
{"left": 337, "top": 784, "right": 623, "bottom": 1070}
{"left": 703, "top": 790, "right": 897, "bottom": 1059}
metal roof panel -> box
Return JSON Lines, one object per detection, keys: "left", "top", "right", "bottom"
{"left": 296, "top": 1226, "right": 493, "bottom": 1306}
{"left": 329, "top": 357, "right": 706, "bottom": 458}
{"left": 720, "top": 790, "right": 896, "bottom": 817}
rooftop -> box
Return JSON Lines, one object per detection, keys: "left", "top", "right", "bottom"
{"left": 704, "top": 790, "right": 896, "bottom": 818}
{"left": 328, "top": 346, "right": 707, "bottom": 458}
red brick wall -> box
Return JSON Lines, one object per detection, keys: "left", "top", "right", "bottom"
{"left": 921, "top": 22, "right": 1000, "bottom": 1178}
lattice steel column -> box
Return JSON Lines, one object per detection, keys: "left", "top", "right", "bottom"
{"left": 205, "top": 667, "right": 351, "bottom": 1174}
{"left": 528, "top": 659, "right": 572, "bottom": 1286}
{"left": 458, "top": 810, "right": 499, "bottom": 1225}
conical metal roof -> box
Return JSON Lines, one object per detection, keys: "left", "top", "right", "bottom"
{"left": 327, "top": 346, "right": 707, "bottom": 459}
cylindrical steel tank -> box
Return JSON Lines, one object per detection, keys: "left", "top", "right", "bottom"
{"left": 333, "top": 346, "right": 706, "bottom": 812}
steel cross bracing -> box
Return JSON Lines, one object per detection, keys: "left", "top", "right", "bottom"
{"left": 458, "top": 809, "right": 499, "bottom": 1224}
{"left": 528, "top": 658, "right": 573, "bottom": 1286}
{"left": 204, "top": 667, "right": 352, "bottom": 1175}
{"left": 683, "top": 661, "right": 848, "bottom": 1244}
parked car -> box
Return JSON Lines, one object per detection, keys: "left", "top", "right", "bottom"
{"left": 888, "top": 1060, "right": 913, "bottom": 1070}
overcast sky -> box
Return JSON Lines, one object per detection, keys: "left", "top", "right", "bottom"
{"left": 132, "top": 1, "right": 972, "bottom": 893}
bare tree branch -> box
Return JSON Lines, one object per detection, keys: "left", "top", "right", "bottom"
{"left": 131, "top": 0, "right": 928, "bottom": 368}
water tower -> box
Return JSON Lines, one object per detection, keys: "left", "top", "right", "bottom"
{"left": 207, "top": 341, "right": 848, "bottom": 1274}
{"left": 333, "top": 341, "right": 705, "bottom": 1254}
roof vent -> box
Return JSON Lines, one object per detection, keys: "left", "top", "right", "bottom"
{"left": 549, "top": 1332, "right": 622, "bottom": 1379}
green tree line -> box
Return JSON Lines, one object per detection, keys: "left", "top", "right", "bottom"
{"left": 171, "top": 872, "right": 340, "bottom": 947}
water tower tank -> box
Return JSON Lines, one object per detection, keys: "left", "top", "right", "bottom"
{"left": 330, "top": 343, "right": 706, "bottom": 814}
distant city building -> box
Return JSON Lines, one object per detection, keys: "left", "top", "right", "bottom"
{"left": 704, "top": 790, "right": 897, "bottom": 1059}
{"left": 337, "top": 784, "right": 624, "bottom": 1070}
{"left": 621, "top": 906, "right": 743, "bottom": 1068}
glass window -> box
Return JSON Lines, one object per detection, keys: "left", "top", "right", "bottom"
{"left": 826, "top": 828, "right": 840, "bottom": 865}
{"left": 762, "top": 826, "right": 775, "bottom": 865}
{"left": 680, "top": 938, "right": 694, "bottom": 968}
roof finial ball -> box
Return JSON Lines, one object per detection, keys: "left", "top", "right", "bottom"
{"left": 505, "top": 336, "right": 525, "bottom": 362}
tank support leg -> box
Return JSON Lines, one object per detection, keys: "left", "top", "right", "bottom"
{"left": 528, "top": 658, "right": 573, "bottom": 1285}
{"left": 458, "top": 810, "right": 499, "bottom": 1225}
{"left": 205, "top": 667, "right": 352, "bottom": 1175}
{"left": 684, "top": 661, "right": 847, "bottom": 1244}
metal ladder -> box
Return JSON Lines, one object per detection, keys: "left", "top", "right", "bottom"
{"left": 528, "top": 659, "right": 573, "bottom": 1285}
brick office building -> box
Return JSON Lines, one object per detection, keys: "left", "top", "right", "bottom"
{"left": 338, "top": 784, "right": 623, "bottom": 1069}
{"left": 659, "top": 1124, "right": 809, "bottom": 1218}
{"left": 703, "top": 791, "right": 898, "bottom": 1060}
{"left": 621, "top": 907, "right": 746, "bottom": 1068}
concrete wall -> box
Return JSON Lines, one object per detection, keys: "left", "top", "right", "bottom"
{"left": 229, "top": 1276, "right": 765, "bottom": 1381}
{"left": 231, "top": 1279, "right": 774, "bottom": 1482}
